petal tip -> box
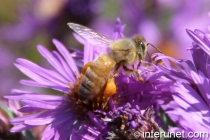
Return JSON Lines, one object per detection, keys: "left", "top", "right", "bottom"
{"left": 36, "top": 44, "right": 45, "bottom": 51}
{"left": 52, "top": 38, "right": 59, "bottom": 44}
{"left": 186, "top": 29, "right": 192, "bottom": 33}
{"left": 115, "top": 17, "right": 121, "bottom": 24}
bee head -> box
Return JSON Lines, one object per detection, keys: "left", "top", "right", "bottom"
{"left": 132, "top": 35, "right": 147, "bottom": 60}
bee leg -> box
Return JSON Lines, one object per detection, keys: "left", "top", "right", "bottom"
{"left": 137, "top": 60, "right": 143, "bottom": 70}
{"left": 110, "top": 64, "right": 121, "bottom": 78}
{"left": 122, "top": 65, "right": 144, "bottom": 82}
{"left": 74, "top": 71, "right": 80, "bottom": 79}
{"left": 122, "top": 65, "right": 134, "bottom": 74}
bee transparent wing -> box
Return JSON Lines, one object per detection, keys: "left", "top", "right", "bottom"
{"left": 68, "top": 23, "right": 114, "bottom": 47}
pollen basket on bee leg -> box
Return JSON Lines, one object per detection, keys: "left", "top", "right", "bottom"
{"left": 104, "top": 78, "right": 116, "bottom": 98}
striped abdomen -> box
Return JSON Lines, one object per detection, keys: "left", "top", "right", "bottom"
{"left": 79, "top": 53, "right": 116, "bottom": 100}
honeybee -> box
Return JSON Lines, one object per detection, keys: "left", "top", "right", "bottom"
{"left": 68, "top": 23, "right": 148, "bottom": 101}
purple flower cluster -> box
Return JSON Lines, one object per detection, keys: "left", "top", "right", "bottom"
{"left": 3, "top": 18, "right": 164, "bottom": 140}
{"left": 149, "top": 23, "right": 210, "bottom": 139}
{"left": 103, "top": 103, "right": 159, "bottom": 139}
{"left": 4, "top": 40, "right": 85, "bottom": 139}
{"left": 4, "top": 15, "right": 210, "bottom": 140}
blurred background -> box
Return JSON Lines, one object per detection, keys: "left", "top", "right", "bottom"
{"left": 0, "top": 0, "right": 210, "bottom": 139}
{"left": 0, "top": 0, "right": 210, "bottom": 96}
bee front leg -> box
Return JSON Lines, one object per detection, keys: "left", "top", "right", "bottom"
{"left": 110, "top": 64, "right": 121, "bottom": 78}
{"left": 132, "top": 64, "right": 135, "bottom": 69}
{"left": 137, "top": 60, "right": 143, "bottom": 70}
{"left": 122, "top": 65, "right": 144, "bottom": 82}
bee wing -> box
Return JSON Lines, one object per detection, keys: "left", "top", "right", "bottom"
{"left": 68, "top": 23, "right": 114, "bottom": 47}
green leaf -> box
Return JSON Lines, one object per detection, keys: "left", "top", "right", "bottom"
{"left": 158, "top": 107, "right": 177, "bottom": 131}
{"left": 22, "top": 130, "right": 35, "bottom": 140}
{"left": 0, "top": 103, "right": 15, "bottom": 119}
{"left": 158, "top": 107, "right": 180, "bottom": 140}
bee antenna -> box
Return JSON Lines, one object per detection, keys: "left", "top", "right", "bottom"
{"left": 147, "top": 43, "right": 162, "bottom": 53}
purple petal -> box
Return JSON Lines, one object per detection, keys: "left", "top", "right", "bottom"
{"left": 41, "top": 124, "right": 55, "bottom": 140}
{"left": 20, "top": 99, "right": 61, "bottom": 109}
{"left": 23, "top": 109, "right": 69, "bottom": 125}
{"left": 172, "top": 82, "right": 210, "bottom": 117}
{"left": 59, "top": 123, "right": 81, "bottom": 140}
{"left": 10, "top": 124, "right": 34, "bottom": 132}
{"left": 52, "top": 51, "right": 76, "bottom": 82}
{"left": 52, "top": 114, "right": 74, "bottom": 127}
{"left": 190, "top": 71, "right": 210, "bottom": 106}
{"left": 194, "top": 29, "right": 205, "bottom": 40}
{"left": 157, "top": 64, "right": 193, "bottom": 82}
{"left": 18, "top": 105, "right": 44, "bottom": 112}
{"left": 187, "top": 29, "right": 210, "bottom": 55}
{"left": 145, "top": 71, "right": 165, "bottom": 82}
{"left": 88, "top": 111, "right": 105, "bottom": 131}
{"left": 52, "top": 39, "right": 79, "bottom": 75}
{"left": 152, "top": 53, "right": 172, "bottom": 69}
{"left": 37, "top": 45, "right": 73, "bottom": 81}
{"left": 112, "top": 18, "right": 125, "bottom": 40}
{"left": 173, "top": 59, "right": 196, "bottom": 76}
{"left": 54, "top": 118, "right": 77, "bottom": 140}
{"left": 56, "top": 119, "right": 80, "bottom": 140}
{"left": 108, "top": 97, "right": 116, "bottom": 111}
{"left": 190, "top": 46, "right": 209, "bottom": 76}
{"left": 83, "top": 125, "right": 100, "bottom": 136}
{"left": 20, "top": 80, "right": 70, "bottom": 93}
{"left": 53, "top": 117, "right": 74, "bottom": 139}
{"left": 24, "top": 117, "right": 54, "bottom": 125}
{"left": 4, "top": 92, "right": 63, "bottom": 101}
{"left": 84, "top": 43, "right": 94, "bottom": 64}
{"left": 204, "top": 34, "right": 210, "bottom": 46}
{"left": 176, "top": 109, "right": 210, "bottom": 132}
{"left": 73, "top": 33, "right": 85, "bottom": 44}
{"left": 15, "top": 64, "right": 59, "bottom": 86}
{"left": 10, "top": 111, "right": 53, "bottom": 124}
{"left": 17, "top": 58, "right": 69, "bottom": 85}
{"left": 20, "top": 80, "right": 48, "bottom": 87}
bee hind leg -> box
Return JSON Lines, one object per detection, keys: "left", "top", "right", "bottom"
{"left": 122, "top": 65, "right": 144, "bottom": 82}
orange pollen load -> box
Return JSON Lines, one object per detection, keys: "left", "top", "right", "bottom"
{"left": 104, "top": 78, "right": 116, "bottom": 98}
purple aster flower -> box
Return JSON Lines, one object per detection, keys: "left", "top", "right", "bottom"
{"left": 3, "top": 39, "right": 89, "bottom": 140}
{"left": 3, "top": 17, "right": 166, "bottom": 140}
{"left": 148, "top": 14, "right": 210, "bottom": 139}
{"left": 71, "top": 18, "right": 173, "bottom": 139}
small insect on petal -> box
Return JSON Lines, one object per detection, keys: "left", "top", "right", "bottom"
{"left": 104, "top": 78, "right": 116, "bottom": 98}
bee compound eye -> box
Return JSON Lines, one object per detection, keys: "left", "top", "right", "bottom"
{"left": 138, "top": 41, "right": 145, "bottom": 50}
